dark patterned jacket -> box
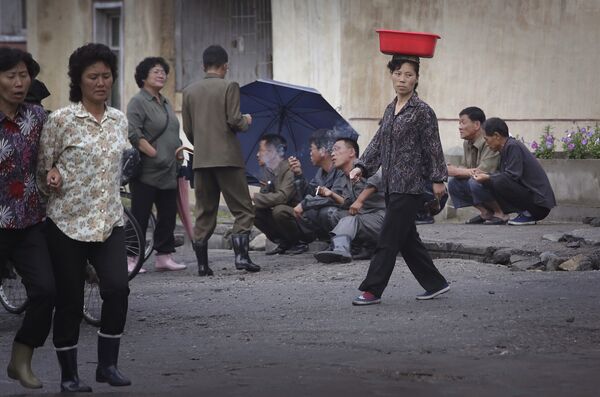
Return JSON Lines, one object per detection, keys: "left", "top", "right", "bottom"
{"left": 358, "top": 94, "right": 447, "bottom": 194}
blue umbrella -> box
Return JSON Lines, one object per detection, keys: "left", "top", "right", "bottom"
{"left": 239, "top": 79, "right": 356, "bottom": 183}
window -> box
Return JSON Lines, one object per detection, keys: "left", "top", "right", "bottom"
{"left": 0, "top": 0, "right": 26, "bottom": 48}
{"left": 93, "top": 1, "right": 123, "bottom": 109}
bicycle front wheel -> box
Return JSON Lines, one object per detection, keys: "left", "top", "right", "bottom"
{"left": 0, "top": 262, "right": 29, "bottom": 314}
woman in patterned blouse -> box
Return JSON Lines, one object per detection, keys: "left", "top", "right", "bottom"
{"left": 1, "top": 48, "right": 55, "bottom": 390}
{"left": 350, "top": 55, "right": 450, "bottom": 306}
{"left": 38, "top": 43, "right": 131, "bottom": 392}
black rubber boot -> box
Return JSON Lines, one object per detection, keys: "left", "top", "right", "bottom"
{"left": 231, "top": 233, "right": 261, "bottom": 272}
{"left": 314, "top": 235, "right": 353, "bottom": 263}
{"left": 193, "top": 240, "right": 213, "bottom": 276}
{"left": 96, "top": 336, "right": 131, "bottom": 387}
{"left": 56, "top": 348, "right": 92, "bottom": 392}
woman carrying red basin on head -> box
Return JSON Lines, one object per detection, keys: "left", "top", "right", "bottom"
{"left": 351, "top": 31, "right": 450, "bottom": 305}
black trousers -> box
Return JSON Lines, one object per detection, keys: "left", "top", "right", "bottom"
{"left": 359, "top": 193, "right": 447, "bottom": 298}
{"left": 489, "top": 174, "right": 551, "bottom": 221}
{"left": 130, "top": 179, "right": 178, "bottom": 254}
{"left": 0, "top": 223, "right": 55, "bottom": 347}
{"left": 45, "top": 219, "right": 129, "bottom": 348}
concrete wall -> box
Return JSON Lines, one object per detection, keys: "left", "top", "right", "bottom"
{"left": 26, "top": 0, "right": 176, "bottom": 112}
{"left": 272, "top": 0, "right": 600, "bottom": 154}
{"left": 26, "top": 0, "right": 92, "bottom": 111}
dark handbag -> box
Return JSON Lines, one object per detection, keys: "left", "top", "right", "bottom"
{"left": 121, "top": 102, "right": 170, "bottom": 185}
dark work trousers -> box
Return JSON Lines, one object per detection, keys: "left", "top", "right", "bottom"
{"left": 45, "top": 219, "right": 129, "bottom": 348}
{"left": 254, "top": 205, "right": 307, "bottom": 245}
{"left": 359, "top": 193, "right": 448, "bottom": 298}
{"left": 130, "top": 179, "right": 177, "bottom": 254}
{"left": 488, "top": 174, "right": 551, "bottom": 221}
{"left": 0, "top": 223, "right": 55, "bottom": 347}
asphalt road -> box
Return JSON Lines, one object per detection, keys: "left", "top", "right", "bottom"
{"left": 2, "top": 243, "right": 600, "bottom": 396}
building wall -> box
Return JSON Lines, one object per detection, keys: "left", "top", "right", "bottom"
{"left": 26, "top": 0, "right": 175, "bottom": 112}
{"left": 272, "top": 0, "right": 600, "bottom": 154}
{"left": 123, "top": 0, "right": 176, "bottom": 107}
{"left": 26, "top": 0, "right": 92, "bottom": 111}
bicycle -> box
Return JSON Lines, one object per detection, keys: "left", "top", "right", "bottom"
{"left": 0, "top": 261, "right": 28, "bottom": 314}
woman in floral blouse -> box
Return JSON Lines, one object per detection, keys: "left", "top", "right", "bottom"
{"left": 38, "top": 43, "right": 131, "bottom": 392}
{"left": 0, "top": 48, "right": 55, "bottom": 390}
{"left": 350, "top": 55, "right": 450, "bottom": 306}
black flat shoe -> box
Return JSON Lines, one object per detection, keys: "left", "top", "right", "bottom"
{"left": 465, "top": 215, "right": 486, "bottom": 224}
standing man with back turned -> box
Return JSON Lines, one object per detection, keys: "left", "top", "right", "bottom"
{"left": 182, "top": 45, "right": 260, "bottom": 276}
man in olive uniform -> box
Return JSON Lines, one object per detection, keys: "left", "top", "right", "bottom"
{"left": 253, "top": 134, "right": 306, "bottom": 254}
{"left": 182, "top": 45, "right": 260, "bottom": 275}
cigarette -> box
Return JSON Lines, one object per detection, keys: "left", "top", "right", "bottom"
{"left": 315, "top": 186, "right": 320, "bottom": 196}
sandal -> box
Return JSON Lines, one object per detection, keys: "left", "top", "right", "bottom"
{"left": 483, "top": 216, "right": 508, "bottom": 225}
{"left": 465, "top": 215, "right": 486, "bottom": 224}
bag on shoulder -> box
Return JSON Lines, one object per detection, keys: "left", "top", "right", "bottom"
{"left": 120, "top": 101, "right": 170, "bottom": 185}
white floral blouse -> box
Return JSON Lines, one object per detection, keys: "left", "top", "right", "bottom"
{"left": 38, "top": 102, "right": 129, "bottom": 242}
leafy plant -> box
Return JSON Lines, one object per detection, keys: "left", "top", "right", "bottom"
{"left": 530, "top": 125, "right": 556, "bottom": 159}
{"left": 529, "top": 124, "right": 600, "bottom": 159}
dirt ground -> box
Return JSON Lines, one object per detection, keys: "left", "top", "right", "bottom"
{"left": 2, "top": 244, "right": 600, "bottom": 396}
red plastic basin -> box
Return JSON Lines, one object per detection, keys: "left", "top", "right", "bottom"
{"left": 376, "top": 29, "right": 441, "bottom": 58}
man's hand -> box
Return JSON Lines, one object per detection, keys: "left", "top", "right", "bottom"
{"left": 472, "top": 172, "right": 490, "bottom": 183}
{"left": 349, "top": 167, "right": 362, "bottom": 182}
{"left": 447, "top": 164, "right": 459, "bottom": 177}
{"left": 349, "top": 199, "right": 364, "bottom": 215}
{"left": 432, "top": 182, "right": 446, "bottom": 200}
{"left": 316, "top": 186, "right": 332, "bottom": 197}
{"left": 293, "top": 203, "right": 304, "bottom": 218}
{"left": 244, "top": 114, "right": 252, "bottom": 125}
{"left": 47, "top": 167, "right": 62, "bottom": 191}
{"left": 288, "top": 156, "right": 302, "bottom": 176}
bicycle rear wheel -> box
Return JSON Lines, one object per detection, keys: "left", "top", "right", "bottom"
{"left": 124, "top": 206, "right": 145, "bottom": 281}
{"left": 144, "top": 212, "right": 156, "bottom": 262}
{"left": 82, "top": 263, "right": 101, "bottom": 326}
{"left": 0, "top": 262, "right": 29, "bottom": 314}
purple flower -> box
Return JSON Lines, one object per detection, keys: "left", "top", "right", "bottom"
{"left": 545, "top": 142, "right": 553, "bottom": 149}
{"left": 582, "top": 139, "right": 588, "bottom": 145}
{"left": 581, "top": 127, "right": 587, "bottom": 133}
{"left": 568, "top": 143, "right": 575, "bottom": 151}
{"left": 531, "top": 141, "right": 539, "bottom": 150}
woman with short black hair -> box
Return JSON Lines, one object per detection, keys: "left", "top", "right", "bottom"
{"left": 126, "top": 56, "right": 185, "bottom": 272}
{"left": 1, "top": 47, "right": 55, "bottom": 390}
{"left": 351, "top": 55, "right": 450, "bottom": 306}
{"left": 38, "top": 43, "right": 131, "bottom": 392}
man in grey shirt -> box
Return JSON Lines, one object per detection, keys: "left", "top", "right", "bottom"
{"left": 473, "top": 117, "right": 556, "bottom": 225}
{"left": 313, "top": 138, "right": 386, "bottom": 263}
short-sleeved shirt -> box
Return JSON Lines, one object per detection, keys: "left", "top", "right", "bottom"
{"left": 37, "top": 102, "right": 129, "bottom": 242}
{"left": 0, "top": 103, "right": 47, "bottom": 229}
{"left": 462, "top": 134, "right": 500, "bottom": 173}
